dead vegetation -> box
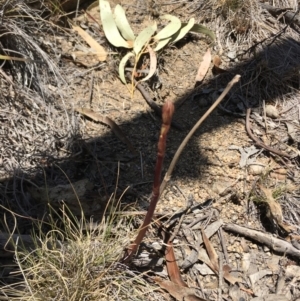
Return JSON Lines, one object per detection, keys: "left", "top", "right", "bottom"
{"left": 0, "top": 0, "right": 79, "bottom": 183}
{"left": 0, "top": 0, "right": 300, "bottom": 300}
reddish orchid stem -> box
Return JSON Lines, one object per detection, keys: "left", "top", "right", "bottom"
{"left": 123, "top": 101, "right": 174, "bottom": 263}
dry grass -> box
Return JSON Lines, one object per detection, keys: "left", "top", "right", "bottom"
{"left": 188, "top": 0, "right": 300, "bottom": 105}
{"left": 0, "top": 198, "right": 161, "bottom": 301}
{"left": 193, "top": 0, "right": 299, "bottom": 49}
{"left": 0, "top": 0, "right": 80, "bottom": 214}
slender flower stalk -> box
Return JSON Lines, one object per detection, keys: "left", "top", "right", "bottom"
{"left": 123, "top": 101, "right": 174, "bottom": 263}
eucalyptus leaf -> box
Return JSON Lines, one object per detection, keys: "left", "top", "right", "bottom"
{"left": 134, "top": 23, "right": 157, "bottom": 55}
{"left": 139, "top": 45, "right": 157, "bottom": 82}
{"left": 154, "top": 37, "right": 171, "bottom": 51}
{"left": 99, "top": 0, "right": 131, "bottom": 48}
{"left": 119, "top": 52, "right": 134, "bottom": 84}
{"left": 154, "top": 14, "right": 181, "bottom": 41}
{"left": 114, "top": 4, "right": 135, "bottom": 42}
{"left": 173, "top": 18, "right": 195, "bottom": 43}
{"left": 187, "top": 23, "right": 215, "bottom": 41}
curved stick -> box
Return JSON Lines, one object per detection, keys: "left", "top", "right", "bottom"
{"left": 160, "top": 74, "right": 241, "bottom": 194}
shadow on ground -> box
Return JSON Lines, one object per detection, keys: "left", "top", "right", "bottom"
{"left": 1, "top": 35, "right": 300, "bottom": 234}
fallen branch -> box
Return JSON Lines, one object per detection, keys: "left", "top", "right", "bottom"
{"left": 223, "top": 223, "right": 300, "bottom": 259}
{"left": 160, "top": 74, "right": 241, "bottom": 194}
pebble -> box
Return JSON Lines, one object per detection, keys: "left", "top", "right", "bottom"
{"left": 248, "top": 164, "right": 265, "bottom": 175}
{"left": 231, "top": 214, "right": 238, "bottom": 222}
{"left": 265, "top": 105, "right": 279, "bottom": 119}
{"left": 152, "top": 242, "right": 162, "bottom": 251}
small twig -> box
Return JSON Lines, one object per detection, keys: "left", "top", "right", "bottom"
{"left": 262, "top": 99, "right": 267, "bottom": 134}
{"left": 218, "top": 252, "right": 223, "bottom": 301}
{"left": 187, "top": 214, "right": 210, "bottom": 229}
{"left": 126, "top": 72, "right": 183, "bottom": 130}
{"left": 88, "top": 71, "right": 94, "bottom": 106}
{"left": 246, "top": 108, "right": 291, "bottom": 158}
{"left": 260, "top": 3, "right": 300, "bottom": 27}
{"left": 168, "top": 196, "right": 193, "bottom": 242}
{"left": 218, "top": 228, "right": 229, "bottom": 264}
{"left": 246, "top": 177, "right": 260, "bottom": 215}
{"left": 160, "top": 74, "right": 241, "bottom": 194}
{"left": 139, "top": 151, "right": 144, "bottom": 179}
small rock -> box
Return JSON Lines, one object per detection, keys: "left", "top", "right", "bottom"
{"left": 227, "top": 50, "right": 236, "bottom": 60}
{"left": 248, "top": 164, "right": 265, "bottom": 175}
{"left": 152, "top": 242, "right": 162, "bottom": 251}
{"left": 232, "top": 214, "right": 238, "bottom": 222}
{"left": 265, "top": 105, "right": 279, "bottom": 119}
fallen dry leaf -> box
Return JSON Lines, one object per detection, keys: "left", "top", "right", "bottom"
{"left": 195, "top": 48, "right": 211, "bottom": 82}
{"left": 201, "top": 228, "right": 243, "bottom": 286}
{"left": 249, "top": 269, "right": 272, "bottom": 286}
{"left": 200, "top": 227, "right": 219, "bottom": 272}
{"left": 75, "top": 107, "right": 136, "bottom": 153}
{"left": 165, "top": 241, "right": 187, "bottom": 287}
{"left": 223, "top": 264, "right": 243, "bottom": 285}
{"left": 258, "top": 184, "right": 295, "bottom": 232}
{"left": 213, "top": 55, "right": 222, "bottom": 67}
{"left": 154, "top": 277, "right": 207, "bottom": 301}
{"left": 212, "top": 54, "right": 227, "bottom": 74}
{"left": 71, "top": 50, "right": 102, "bottom": 67}
{"left": 259, "top": 185, "right": 283, "bottom": 224}
{"left": 72, "top": 25, "right": 107, "bottom": 61}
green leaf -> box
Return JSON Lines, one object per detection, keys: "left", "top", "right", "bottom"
{"left": 139, "top": 45, "right": 157, "bottom": 82}
{"left": 99, "top": 0, "right": 131, "bottom": 48}
{"left": 154, "top": 14, "right": 181, "bottom": 41}
{"left": 114, "top": 4, "right": 135, "bottom": 41}
{"left": 154, "top": 37, "right": 172, "bottom": 51}
{"left": 119, "top": 52, "right": 134, "bottom": 84}
{"left": 187, "top": 23, "right": 215, "bottom": 41}
{"left": 134, "top": 23, "right": 157, "bottom": 55}
{"left": 173, "top": 18, "right": 195, "bottom": 43}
